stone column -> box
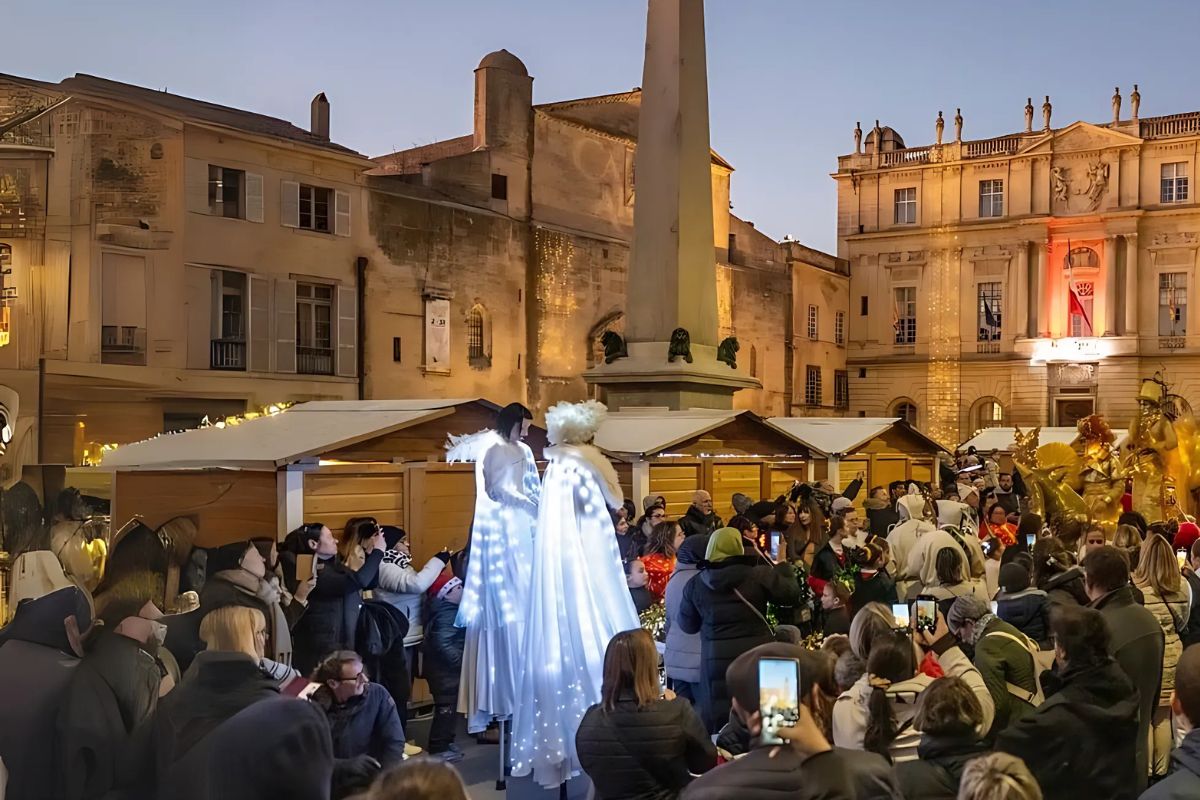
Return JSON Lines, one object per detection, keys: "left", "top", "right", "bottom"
{"left": 1103, "top": 235, "right": 1118, "bottom": 335}
{"left": 1037, "top": 241, "right": 1051, "bottom": 337}
{"left": 1124, "top": 233, "right": 1139, "bottom": 335}
{"left": 1014, "top": 241, "right": 1029, "bottom": 338}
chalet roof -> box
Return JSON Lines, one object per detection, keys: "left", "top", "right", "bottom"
{"left": 595, "top": 409, "right": 808, "bottom": 460}
{"left": 100, "top": 399, "right": 480, "bottom": 471}
{"left": 58, "top": 73, "right": 364, "bottom": 157}
{"left": 766, "top": 417, "right": 949, "bottom": 458}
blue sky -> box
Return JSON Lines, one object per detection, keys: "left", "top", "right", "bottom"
{"left": 8, "top": 0, "right": 1200, "bottom": 252}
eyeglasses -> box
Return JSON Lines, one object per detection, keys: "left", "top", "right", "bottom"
{"left": 338, "top": 672, "right": 369, "bottom": 686}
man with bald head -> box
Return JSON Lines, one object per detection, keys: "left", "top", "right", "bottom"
{"left": 679, "top": 489, "right": 724, "bottom": 539}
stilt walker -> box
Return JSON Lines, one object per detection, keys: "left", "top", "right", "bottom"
{"left": 447, "top": 403, "right": 540, "bottom": 788}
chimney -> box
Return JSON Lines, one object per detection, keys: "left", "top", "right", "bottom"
{"left": 311, "top": 92, "right": 330, "bottom": 140}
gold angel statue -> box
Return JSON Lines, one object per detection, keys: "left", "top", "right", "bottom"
{"left": 1077, "top": 415, "right": 1125, "bottom": 529}
{"left": 1011, "top": 426, "right": 1089, "bottom": 527}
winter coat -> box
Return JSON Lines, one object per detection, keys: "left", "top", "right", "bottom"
{"left": 1136, "top": 579, "right": 1189, "bottom": 704}
{"left": 374, "top": 553, "right": 446, "bottom": 647}
{"left": 811, "top": 541, "right": 847, "bottom": 589}
{"left": 681, "top": 745, "right": 898, "bottom": 800}
{"left": 55, "top": 628, "right": 161, "bottom": 800}
{"left": 887, "top": 517, "right": 935, "bottom": 599}
{"left": 284, "top": 549, "right": 383, "bottom": 676}
{"left": 852, "top": 570, "right": 898, "bottom": 613}
{"left": 1141, "top": 728, "right": 1200, "bottom": 800}
{"left": 156, "top": 696, "right": 333, "bottom": 800}
{"left": 993, "top": 490, "right": 1020, "bottom": 516}
{"left": 1041, "top": 567, "right": 1090, "bottom": 607}
{"left": 1182, "top": 570, "right": 1200, "bottom": 648}
{"left": 630, "top": 586, "right": 655, "bottom": 614}
{"left": 422, "top": 596, "right": 464, "bottom": 705}
{"left": 1091, "top": 585, "right": 1164, "bottom": 793}
{"left": 317, "top": 682, "right": 406, "bottom": 767}
{"left": 824, "top": 605, "right": 851, "bottom": 636}
{"left": 996, "top": 658, "right": 1140, "bottom": 800}
{"left": 119, "top": 650, "right": 281, "bottom": 797}
{"left": 996, "top": 588, "right": 1051, "bottom": 647}
{"left": 893, "top": 735, "right": 990, "bottom": 800}
{"left": 865, "top": 498, "right": 900, "bottom": 538}
{"left": 0, "top": 587, "right": 89, "bottom": 800}
{"left": 832, "top": 642, "right": 995, "bottom": 762}
{"left": 925, "top": 582, "right": 980, "bottom": 619}
{"left": 664, "top": 561, "right": 703, "bottom": 685}
{"left": 576, "top": 694, "right": 716, "bottom": 800}
{"left": 971, "top": 617, "right": 1038, "bottom": 733}
{"left": 678, "top": 555, "right": 800, "bottom": 730}
{"left": 642, "top": 553, "right": 675, "bottom": 600}
{"left": 679, "top": 505, "right": 723, "bottom": 539}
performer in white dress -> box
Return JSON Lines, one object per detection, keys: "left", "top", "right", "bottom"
{"left": 447, "top": 402, "right": 540, "bottom": 734}
{"left": 511, "top": 400, "right": 640, "bottom": 788}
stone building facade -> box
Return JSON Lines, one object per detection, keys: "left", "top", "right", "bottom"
{"left": 835, "top": 92, "right": 1200, "bottom": 445}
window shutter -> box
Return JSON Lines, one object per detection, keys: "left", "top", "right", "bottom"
{"left": 273, "top": 278, "right": 297, "bottom": 373}
{"left": 185, "top": 265, "right": 212, "bottom": 369}
{"left": 280, "top": 181, "right": 300, "bottom": 228}
{"left": 248, "top": 275, "right": 270, "bottom": 372}
{"left": 334, "top": 190, "right": 351, "bottom": 237}
{"left": 336, "top": 284, "right": 357, "bottom": 377}
{"left": 245, "top": 173, "right": 264, "bottom": 223}
{"left": 185, "top": 158, "right": 210, "bottom": 214}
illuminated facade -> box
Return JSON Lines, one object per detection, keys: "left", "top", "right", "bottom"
{"left": 835, "top": 92, "right": 1200, "bottom": 444}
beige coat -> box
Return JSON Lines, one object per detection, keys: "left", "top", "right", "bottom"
{"left": 1135, "top": 579, "right": 1190, "bottom": 705}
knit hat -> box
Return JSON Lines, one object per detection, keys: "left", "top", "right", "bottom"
{"left": 705, "top": 527, "right": 744, "bottom": 563}
{"left": 642, "top": 495, "right": 666, "bottom": 513}
{"left": 380, "top": 525, "right": 406, "bottom": 551}
{"left": 676, "top": 534, "right": 709, "bottom": 566}
{"left": 731, "top": 493, "right": 753, "bottom": 517}
{"left": 207, "top": 541, "right": 253, "bottom": 576}
{"left": 998, "top": 562, "right": 1031, "bottom": 594}
{"left": 831, "top": 497, "right": 854, "bottom": 515}
{"left": 1174, "top": 521, "right": 1200, "bottom": 553}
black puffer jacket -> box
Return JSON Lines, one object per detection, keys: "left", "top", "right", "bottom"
{"left": 1041, "top": 567, "right": 1090, "bottom": 607}
{"left": 678, "top": 556, "right": 800, "bottom": 731}
{"left": 576, "top": 694, "right": 716, "bottom": 800}
{"left": 282, "top": 550, "right": 383, "bottom": 676}
{"left": 894, "top": 735, "right": 990, "bottom": 800}
{"left": 422, "top": 596, "right": 464, "bottom": 704}
{"left": 679, "top": 506, "right": 723, "bottom": 539}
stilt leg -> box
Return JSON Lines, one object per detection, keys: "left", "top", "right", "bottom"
{"left": 495, "top": 718, "right": 508, "bottom": 790}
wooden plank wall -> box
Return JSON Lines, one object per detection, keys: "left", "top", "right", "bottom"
{"left": 649, "top": 463, "right": 702, "bottom": 519}
{"left": 613, "top": 461, "right": 633, "bottom": 507}
{"left": 711, "top": 462, "right": 762, "bottom": 522}
{"left": 768, "top": 463, "right": 809, "bottom": 502}
{"left": 303, "top": 465, "right": 405, "bottom": 540}
{"left": 405, "top": 464, "right": 476, "bottom": 566}
{"left": 112, "top": 470, "right": 276, "bottom": 548}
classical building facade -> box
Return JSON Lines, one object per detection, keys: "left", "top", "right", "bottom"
{"left": 0, "top": 51, "right": 845, "bottom": 479}
{"left": 835, "top": 91, "right": 1200, "bottom": 444}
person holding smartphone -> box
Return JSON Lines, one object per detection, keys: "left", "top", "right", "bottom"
{"left": 945, "top": 595, "right": 1041, "bottom": 733}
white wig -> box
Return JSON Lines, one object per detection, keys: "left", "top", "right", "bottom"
{"left": 545, "top": 400, "right": 607, "bottom": 445}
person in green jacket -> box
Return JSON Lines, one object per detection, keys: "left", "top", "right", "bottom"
{"left": 946, "top": 595, "right": 1040, "bottom": 735}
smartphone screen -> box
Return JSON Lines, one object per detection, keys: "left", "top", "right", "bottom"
{"left": 1178, "top": 549, "right": 1188, "bottom": 570}
{"left": 915, "top": 599, "right": 936, "bottom": 632}
{"left": 295, "top": 554, "right": 315, "bottom": 582}
{"left": 758, "top": 657, "right": 801, "bottom": 745}
{"left": 769, "top": 531, "right": 782, "bottom": 562}
{"left": 1025, "top": 533, "right": 1037, "bottom": 549}
{"left": 891, "top": 602, "right": 911, "bottom": 628}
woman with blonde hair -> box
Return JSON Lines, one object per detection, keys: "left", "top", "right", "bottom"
{"left": 957, "top": 752, "right": 1043, "bottom": 800}
{"left": 1133, "top": 532, "right": 1191, "bottom": 777}
{"left": 576, "top": 628, "right": 716, "bottom": 798}
{"left": 1112, "top": 523, "right": 1142, "bottom": 570}
{"left": 365, "top": 758, "right": 469, "bottom": 800}
{"left": 199, "top": 605, "right": 268, "bottom": 660}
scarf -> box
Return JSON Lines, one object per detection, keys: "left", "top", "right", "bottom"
{"left": 382, "top": 548, "right": 412, "bottom": 571}
{"left": 212, "top": 569, "right": 293, "bottom": 666}
{"left": 967, "top": 613, "right": 998, "bottom": 646}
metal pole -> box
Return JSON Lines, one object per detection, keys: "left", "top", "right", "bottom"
{"left": 495, "top": 718, "right": 507, "bottom": 790}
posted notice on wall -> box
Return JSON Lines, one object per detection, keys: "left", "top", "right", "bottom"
{"left": 425, "top": 297, "right": 450, "bottom": 373}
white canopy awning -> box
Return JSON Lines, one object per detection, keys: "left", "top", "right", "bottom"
{"left": 766, "top": 416, "right": 948, "bottom": 457}
{"left": 595, "top": 409, "right": 743, "bottom": 458}
{"left": 100, "top": 399, "right": 478, "bottom": 471}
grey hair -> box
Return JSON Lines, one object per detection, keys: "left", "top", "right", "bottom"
{"left": 946, "top": 595, "right": 990, "bottom": 634}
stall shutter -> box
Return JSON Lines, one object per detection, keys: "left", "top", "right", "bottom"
{"left": 274, "top": 278, "right": 297, "bottom": 373}
{"left": 248, "top": 275, "right": 270, "bottom": 372}
{"left": 336, "top": 284, "right": 357, "bottom": 377}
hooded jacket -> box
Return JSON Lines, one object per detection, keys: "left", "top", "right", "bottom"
{"left": 1090, "top": 585, "right": 1165, "bottom": 793}
{"left": 1141, "top": 728, "right": 1200, "bottom": 800}
{"left": 832, "top": 640, "right": 994, "bottom": 762}
{"left": 996, "top": 587, "right": 1051, "bottom": 646}
{"left": 893, "top": 735, "right": 990, "bottom": 800}
{"left": 864, "top": 497, "right": 900, "bottom": 538}
{"left": 996, "top": 658, "right": 1140, "bottom": 800}
{"left": 664, "top": 535, "right": 707, "bottom": 685}
{"left": 678, "top": 555, "right": 800, "bottom": 731}
{"left": 1042, "top": 566, "right": 1090, "bottom": 607}
{"left": 887, "top": 511, "right": 934, "bottom": 599}
{"left": 374, "top": 551, "right": 446, "bottom": 647}
{"left": 908, "top": 528, "right": 988, "bottom": 604}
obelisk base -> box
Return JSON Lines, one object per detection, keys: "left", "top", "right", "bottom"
{"left": 583, "top": 341, "right": 760, "bottom": 411}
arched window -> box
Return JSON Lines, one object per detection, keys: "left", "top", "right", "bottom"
{"left": 467, "top": 304, "right": 491, "bottom": 367}
{"left": 891, "top": 398, "right": 918, "bottom": 426}
{"left": 973, "top": 397, "right": 1004, "bottom": 430}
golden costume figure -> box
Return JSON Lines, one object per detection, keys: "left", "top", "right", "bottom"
{"left": 1011, "top": 427, "right": 1089, "bottom": 528}
{"left": 1126, "top": 374, "right": 1190, "bottom": 522}
{"left": 1077, "top": 415, "right": 1124, "bottom": 530}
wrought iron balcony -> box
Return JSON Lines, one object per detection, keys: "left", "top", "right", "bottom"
{"left": 297, "top": 346, "right": 333, "bottom": 375}
{"left": 210, "top": 338, "right": 246, "bottom": 370}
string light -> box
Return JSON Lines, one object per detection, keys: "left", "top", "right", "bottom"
{"left": 926, "top": 241, "right": 962, "bottom": 448}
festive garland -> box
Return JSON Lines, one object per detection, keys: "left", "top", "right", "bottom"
{"left": 640, "top": 602, "right": 667, "bottom": 642}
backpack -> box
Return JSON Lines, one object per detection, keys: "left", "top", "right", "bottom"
{"left": 984, "top": 628, "right": 1055, "bottom": 706}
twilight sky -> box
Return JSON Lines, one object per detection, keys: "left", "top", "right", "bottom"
{"left": 8, "top": 0, "right": 1200, "bottom": 252}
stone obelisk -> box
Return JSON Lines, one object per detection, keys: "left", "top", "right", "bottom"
{"left": 584, "top": 0, "right": 758, "bottom": 409}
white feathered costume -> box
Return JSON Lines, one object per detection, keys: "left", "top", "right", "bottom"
{"left": 447, "top": 424, "right": 540, "bottom": 733}
{"left": 511, "top": 400, "right": 640, "bottom": 788}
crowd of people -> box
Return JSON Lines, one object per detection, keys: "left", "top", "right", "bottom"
{"left": 586, "top": 468, "right": 1200, "bottom": 800}
{"left": 0, "top": 515, "right": 474, "bottom": 800}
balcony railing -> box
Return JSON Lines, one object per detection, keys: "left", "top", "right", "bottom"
{"left": 211, "top": 338, "right": 246, "bottom": 370}
{"left": 880, "top": 147, "right": 931, "bottom": 167}
{"left": 964, "top": 136, "right": 1023, "bottom": 159}
{"left": 1159, "top": 335, "right": 1187, "bottom": 351}
{"left": 1140, "top": 113, "right": 1200, "bottom": 139}
{"left": 297, "top": 346, "right": 334, "bottom": 375}
{"left": 976, "top": 341, "right": 1002, "bottom": 354}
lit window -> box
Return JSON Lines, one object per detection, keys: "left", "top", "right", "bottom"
{"left": 977, "top": 282, "right": 1002, "bottom": 341}
{"left": 1161, "top": 162, "right": 1189, "bottom": 204}
{"left": 979, "top": 179, "right": 1004, "bottom": 217}
{"left": 894, "top": 287, "right": 916, "bottom": 345}
{"left": 807, "top": 305, "right": 819, "bottom": 340}
{"left": 467, "top": 304, "right": 491, "bottom": 367}
{"left": 835, "top": 311, "right": 846, "bottom": 346}
{"left": 805, "top": 365, "right": 822, "bottom": 407}
{"left": 975, "top": 398, "right": 1003, "bottom": 429}
{"left": 207, "top": 165, "right": 244, "bottom": 218}
{"left": 1159, "top": 272, "right": 1187, "bottom": 336}
{"left": 1068, "top": 280, "right": 1094, "bottom": 337}
{"left": 894, "top": 187, "right": 917, "bottom": 224}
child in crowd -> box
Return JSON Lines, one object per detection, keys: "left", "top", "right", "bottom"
{"left": 994, "top": 562, "right": 1050, "bottom": 647}
{"left": 422, "top": 553, "right": 466, "bottom": 763}
{"left": 625, "top": 559, "right": 654, "bottom": 613}
{"left": 820, "top": 581, "right": 852, "bottom": 636}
